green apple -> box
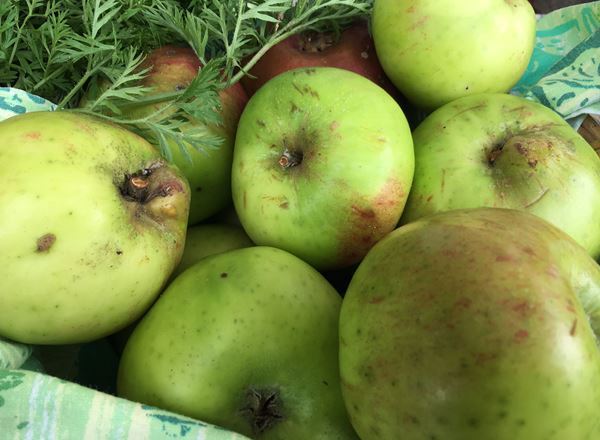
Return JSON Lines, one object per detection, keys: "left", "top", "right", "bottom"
{"left": 171, "top": 223, "right": 254, "bottom": 278}
{"left": 117, "top": 246, "right": 358, "bottom": 439}
{"left": 372, "top": 0, "right": 536, "bottom": 109}
{"left": 231, "top": 67, "right": 414, "bottom": 270}
{"left": 401, "top": 93, "right": 600, "bottom": 258}
{"left": 114, "top": 45, "right": 248, "bottom": 225}
{"left": 339, "top": 208, "right": 600, "bottom": 440}
{"left": 0, "top": 111, "right": 190, "bottom": 344}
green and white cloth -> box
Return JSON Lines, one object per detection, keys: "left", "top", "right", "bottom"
{"left": 511, "top": 2, "right": 600, "bottom": 126}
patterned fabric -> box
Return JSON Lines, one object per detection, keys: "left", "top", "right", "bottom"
{"left": 0, "top": 369, "right": 248, "bottom": 440}
{"left": 512, "top": 2, "right": 600, "bottom": 122}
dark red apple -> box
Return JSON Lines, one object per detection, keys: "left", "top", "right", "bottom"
{"left": 240, "top": 21, "right": 398, "bottom": 98}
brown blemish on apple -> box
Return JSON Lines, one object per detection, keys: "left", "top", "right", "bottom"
{"left": 302, "top": 85, "right": 319, "bottom": 99}
{"left": 290, "top": 102, "right": 300, "bottom": 113}
{"left": 495, "top": 254, "right": 514, "bottom": 262}
{"left": 410, "top": 15, "right": 430, "bottom": 30}
{"left": 570, "top": 319, "right": 577, "bottom": 336}
{"left": 24, "top": 131, "right": 41, "bottom": 140}
{"left": 257, "top": 120, "right": 266, "bottom": 127}
{"left": 36, "top": 233, "right": 56, "bottom": 252}
{"left": 475, "top": 352, "right": 498, "bottom": 365}
{"left": 522, "top": 246, "right": 536, "bottom": 256}
{"left": 546, "top": 264, "right": 560, "bottom": 278}
{"left": 449, "top": 103, "right": 487, "bottom": 122}
{"left": 352, "top": 205, "right": 376, "bottom": 220}
{"left": 407, "top": 5, "right": 416, "bottom": 13}
{"left": 292, "top": 82, "right": 304, "bottom": 95}
{"left": 369, "top": 296, "right": 384, "bottom": 304}
{"left": 329, "top": 121, "right": 340, "bottom": 131}
{"left": 279, "top": 201, "right": 289, "bottom": 209}
{"left": 453, "top": 297, "right": 472, "bottom": 309}
{"left": 337, "top": 178, "right": 404, "bottom": 267}
{"left": 514, "top": 329, "right": 529, "bottom": 342}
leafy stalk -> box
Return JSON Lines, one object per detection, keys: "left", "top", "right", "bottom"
{"left": 0, "top": 0, "right": 372, "bottom": 159}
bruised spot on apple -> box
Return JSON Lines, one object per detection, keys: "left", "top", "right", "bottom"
{"left": 402, "top": 93, "right": 600, "bottom": 258}
{"left": 36, "top": 233, "right": 56, "bottom": 252}
{"left": 0, "top": 111, "right": 190, "bottom": 344}
{"left": 233, "top": 67, "right": 414, "bottom": 270}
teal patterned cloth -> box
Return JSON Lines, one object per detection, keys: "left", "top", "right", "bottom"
{"left": 0, "top": 368, "right": 248, "bottom": 440}
{"left": 511, "top": 2, "right": 600, "bottom": 124}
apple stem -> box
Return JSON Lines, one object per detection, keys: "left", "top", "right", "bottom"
{"left": 120, "top": 161, "right": 174, "bottom": 204}
{"left": 279, "top": 148, "right": 303, "bottom": 169}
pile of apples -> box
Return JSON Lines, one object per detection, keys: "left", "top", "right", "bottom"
{"left": 1, "top": 1, "right": 599, "bottom": 439}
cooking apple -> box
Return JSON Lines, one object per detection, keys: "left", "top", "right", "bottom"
{"left": 401, "top": 93, "right": 600, "bottom": 258}
{"left": 123, "top": 45, "right": 248, "bottom": 225}
{"left": 118, "top": 246, "right": 358, "bottom": 439}
{"left": 0, "top": 111, "right": 190, "bottom": 344}
{"left": 340, "top": 208, "right": 600, "bottom": 440}
{"left": 372, "top": 0, "right": 536, "bottom": 109}
{"left": 240, "top": 21, "right": 397, "bottom": 98}
{"left": 231, "top": 67, "right": 414, "bottom": 270}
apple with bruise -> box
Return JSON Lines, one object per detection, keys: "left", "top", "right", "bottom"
{"left": 340, "top": 208, "right": 600, "bottom": 440}
{"left": 240, "top": 21, "right": 398, "bottom": 98}
{"left": 401, "top": 93, "right": 600, "bottom": 258}
{"left": 372, "top": 0, "right": 536, "bottom": 109}
{"left": 0, "top": 111, "right": 190, "bottom": 344}
{"left": 231, "top": 67, "right": 414, "bottom": 270}
{"left": 124, "top": 45, "right": 248, "bottom": 225}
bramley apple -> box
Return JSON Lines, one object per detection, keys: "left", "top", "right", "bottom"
{"left": 118, "top": 246, "right": 358, "bottom": 439}
{"left": 372, "top": 0, "right": 536, "bottom": 109}
{"left": 119, "top": 45, "right": 248, "bottom": 225}
{"left": 0, "top": 111, "right": 190, "bottom": 344}
{"left": 340, "top": 208, "right": 600, "bottom": 440}
{"left": 401, "top": 93, "right": 600, "bottom": 258}
{"left": 231, "top": 67, "right": 414, "bottom": 270}
{"left": 240, "top": 21, "right": 397, "bottom": 98}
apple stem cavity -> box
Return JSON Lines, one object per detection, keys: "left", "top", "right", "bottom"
{"left": 279, "top": 148, "right": 303, "bottom": 169}
{"left": 239, "top": 387, "right": 285, "bottom": 434}
{"left": 297, "top": 31, "right": 336, "bottom": 53}
{"left": 118, "top": 160, "right": 188, "bottom": 225}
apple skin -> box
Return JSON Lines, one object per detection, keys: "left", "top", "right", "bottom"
{"left": 401, "top": 93, "right": 600, "bottom": 258}
{"left": 231, "top": 67, "right": 414, "bottom": 270}
{"left": 170, "top": 223, "right": 254, "bottom": 278}
{"left": 240, "top": 21, "right": 397, "bottom": 98}
{"left": 339, "top": 208, "right": 600, "bottom": 440}
{"left": 372, "top": 0, "right": 536, "bottom": 109}
{"left": 0, "top": 111, "right": 190, "bottom": 344}
{"left": 127, "top": 45, "right": 248, "bottom": 225}
{"left": 117, "top": 246, "right": 358, "bottom": 439}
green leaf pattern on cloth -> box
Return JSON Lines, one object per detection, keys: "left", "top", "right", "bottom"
{"left": 512, "top": 2, "right": 600, "bottom": 121}
{"left": 0, "top": 369, "right": 250, "bottom": 439}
